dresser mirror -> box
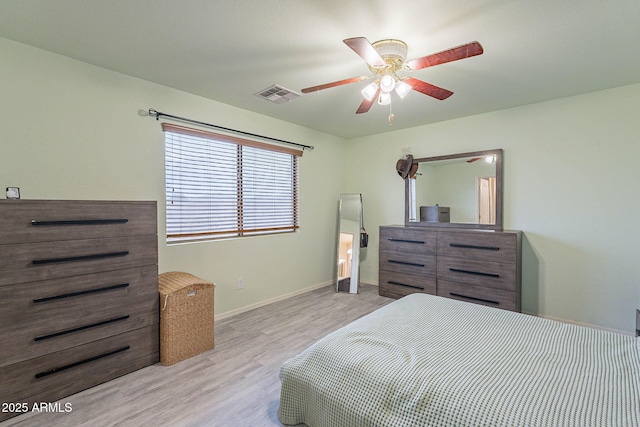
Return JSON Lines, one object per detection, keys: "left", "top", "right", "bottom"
{"left": 336, "top": 193, "right": 362, "bottom": 293}
{"left": 405, "top": 149, "right": 503, "bottom": 230}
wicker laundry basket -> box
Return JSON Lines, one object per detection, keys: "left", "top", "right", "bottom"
{"left": 158, "top": 271, "right": 215, "bottom": 366}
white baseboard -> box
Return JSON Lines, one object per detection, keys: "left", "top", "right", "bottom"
{"left": 215, "top": 280, "right": 379, "bottom": 322}
{"left": 214, "top": 281, "right": 332, "bottom": 322}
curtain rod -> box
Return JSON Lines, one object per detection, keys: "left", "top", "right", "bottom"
{"left": 139, "top": 108, "right": 314, "bottom": 151}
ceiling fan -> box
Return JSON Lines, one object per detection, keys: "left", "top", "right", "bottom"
{"left": 301, "top": 37, "right": 483, "bottom": 118}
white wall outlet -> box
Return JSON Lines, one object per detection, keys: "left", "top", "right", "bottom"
{"left": 6, "top": 187, "right": 20, "bottom": 199}
{"left": 237, "top": 277, "right": 244, "bottom": 290}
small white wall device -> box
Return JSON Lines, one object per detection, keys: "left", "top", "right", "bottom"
{"left": 6, "top": 187, "right": 20, "bottom": 199}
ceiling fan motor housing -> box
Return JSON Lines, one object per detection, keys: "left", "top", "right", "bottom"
{"left": 372, "top": 39, "right": 408, "bottom": 69}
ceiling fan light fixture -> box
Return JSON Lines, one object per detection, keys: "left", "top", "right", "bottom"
{"left": 395, "top": 79, "right": 412, "bottom": 99}
{"left": 378, "top": 92, "right": 391, "bottom": 105}
{"left": 379, "top": 75, "right": 396, "bottom": 93}
{"left": 361, "top": 82, "right": 379, "bottom": 101}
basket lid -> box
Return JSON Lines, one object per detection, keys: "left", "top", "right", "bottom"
{"left": 159, "top": 271, "right": 215, "bottom": 295}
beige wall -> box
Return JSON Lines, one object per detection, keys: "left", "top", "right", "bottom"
{"left": 347, "top": 83, "right": 640, "bottom": 333}
{"left": 0, "top": 38, "right": 346, "bottom": 317}
{"left": 2, "top": 37, "right": 639, "bottom": 333}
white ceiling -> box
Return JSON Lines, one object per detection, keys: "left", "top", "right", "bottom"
{"left": 2, "top": 0, "right": 639, "bottom": 139}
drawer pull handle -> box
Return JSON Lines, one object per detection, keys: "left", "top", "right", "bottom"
{"left": 388, "top": 280, "right": 424, "bottom": 290}
{"left": 389, "top": 260, "right": 425, "bottom": 268}
{"left": 32, "top": 251, "right": 129, "bottom": 265}
{"left": 31, "top": 219, "right": 128, "bottom": 226}
{"left": 34, "top": 315, "right": 130, "bottom": 341}
{"left": 449, "top": 292, "right": 499, "bottom": 306}
{"left": 450, "top": 243, "right": 500, "bottom": 251}
{"left": 33, "top": 283, "right": 129, "bottom": 304}
{"left": 34, "top": 346, "right": 130, "bottom": 379}
{"left": 388, "top": 238, "right": 425, "bottom": 245}
{"left": 449, "top": 268, "right": 499, "bottom": 278}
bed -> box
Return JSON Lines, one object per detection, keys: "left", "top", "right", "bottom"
{"left": 278, "top": 293, "right": 640, "bottom": 427}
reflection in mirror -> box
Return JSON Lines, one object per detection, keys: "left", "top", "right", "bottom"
{"left": 336, "top": 194, "right": 362, "bottom": 293}
{"left": 406, "top": 149, "right": 502, "bottom": 230}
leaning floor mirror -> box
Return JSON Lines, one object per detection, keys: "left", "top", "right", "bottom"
{"left": 336, "top": 194, "right": 362, "bottom": 294}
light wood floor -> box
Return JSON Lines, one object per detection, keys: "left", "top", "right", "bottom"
{"left": 3, "top": 284, "right": 391, "bottom": 427}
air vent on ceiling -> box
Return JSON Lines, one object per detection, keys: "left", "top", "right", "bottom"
{"left": 255, "top": 85, "right": 301, "bottom": 104}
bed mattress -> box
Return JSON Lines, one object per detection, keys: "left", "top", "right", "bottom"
{"left": 278, "top": 293, "right": 640, "bottom": 427}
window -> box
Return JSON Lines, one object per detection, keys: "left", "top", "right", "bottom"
{"left": 163, "top": 123, "right": 300, "bottom": 243}
{"left": 408, "top": 177, "right": 416, "bottom": 222}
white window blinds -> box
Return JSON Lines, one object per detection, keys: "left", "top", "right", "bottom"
{"left": 163, "top": 123, "right": 301, "bottom": 243}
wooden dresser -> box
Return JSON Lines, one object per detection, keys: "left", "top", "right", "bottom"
{"left": 0, "top": 200, "right": 159, "bottom": 421}
{"left": 379, "top": 225, "right": 521, "bottom": 311}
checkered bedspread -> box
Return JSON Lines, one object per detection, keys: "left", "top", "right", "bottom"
{"left": 278, "top": 293, "right": 640, "bottom": 427}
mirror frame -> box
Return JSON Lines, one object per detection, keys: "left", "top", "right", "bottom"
{"left": 404, "top": 149, "right": 503, "bottom": 231}
{"left": 336, "top": 193, "right": 362, "bottom": 293}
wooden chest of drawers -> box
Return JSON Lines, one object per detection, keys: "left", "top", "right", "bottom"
{"left": 378, "top": 227, "right": 437, "bottom": 299}
{"left": 379, "top": 226, "right": 521, "bottom": 311}
{"left": 0, "top": 200, "right": 159, "bottom": 421}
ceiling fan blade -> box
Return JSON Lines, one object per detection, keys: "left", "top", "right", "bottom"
{"left": 405, "top": 77, "right": 453, "bottom": 100}
{"left": 355, "top": 87, "right": 380, "bottom": 114}
{"left": 301, "top": 76, "right": 368, "bottom": 94}
{"left": 343, "top": 37, "right": 386, "bottom": 67}
{"left": 406, "top": 41, "right": 483, "bottom": 71}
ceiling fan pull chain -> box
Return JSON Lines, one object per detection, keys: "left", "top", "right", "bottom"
{"left": 388, "top": 103, "right": 394, "bottom": 125}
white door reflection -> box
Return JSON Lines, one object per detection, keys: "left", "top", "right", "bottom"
{"left": 336, "top": 194, "right": 362, "bottom": 293}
